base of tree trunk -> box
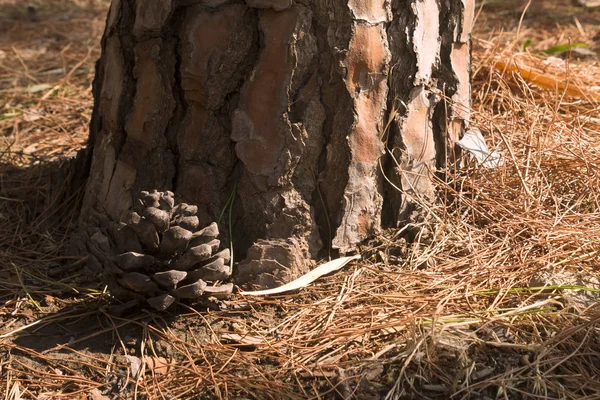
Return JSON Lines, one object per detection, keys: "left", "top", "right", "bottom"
{"left": 77, "top": 0, "right": 474, "bottom": 289}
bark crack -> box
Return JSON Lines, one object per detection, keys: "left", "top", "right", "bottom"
{"left": 165, "top": 6, "right": 188, "bottom": 194}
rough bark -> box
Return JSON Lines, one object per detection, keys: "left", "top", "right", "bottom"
{"left": 80, "top": 0, "right": 474, "bottom": 289}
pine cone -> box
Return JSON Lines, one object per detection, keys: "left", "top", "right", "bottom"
{"left": 103, "top": 190, "right": 233, "bottom": 311}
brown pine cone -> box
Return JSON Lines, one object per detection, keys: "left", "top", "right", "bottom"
{"left": 102, "top": 190, "right": 233, "bottom": 311}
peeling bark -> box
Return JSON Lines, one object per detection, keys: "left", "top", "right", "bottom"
{"left": 80, "top": 0, "right": 474, "bottom": 289}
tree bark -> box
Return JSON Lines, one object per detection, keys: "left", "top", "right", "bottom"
{"left": 80, "top": 0, "right": 474, "bottom": 288}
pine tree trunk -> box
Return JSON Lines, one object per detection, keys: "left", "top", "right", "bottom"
{"left": 80, "top": 0, "right": 474, "bottom": 289}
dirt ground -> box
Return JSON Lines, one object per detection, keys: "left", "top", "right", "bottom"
{"left": 1, "top": 1, "right": 600, "bottom": 399}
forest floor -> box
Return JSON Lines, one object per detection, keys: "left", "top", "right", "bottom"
{"left": 1, "top": 1, "right": 600, "bottom": 399}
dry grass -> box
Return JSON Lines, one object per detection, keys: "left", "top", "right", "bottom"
{"left": 1, "top": 1, "right": 600, "bottom": 399}
{"left": 0, "top": 1, "right": 106, "bottom": 165}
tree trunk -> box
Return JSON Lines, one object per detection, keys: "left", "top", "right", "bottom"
{"left": 80, "top": 0, "right": 474, "bottom": 289}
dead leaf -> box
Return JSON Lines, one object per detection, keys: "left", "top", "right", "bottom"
{"left": 22, "top": 144, "right": 38, "bottom": 155}
{"left": 456, "top": 128, "right": 504, "bottom": 168}
{"left": 124, "top": 355, "right": 142, "bottom": 379}
{"left": 27, "top": 84, "right": 52, "bottom": 94}
{"left": 543, "top": 56, "right": 565, "bottom": 68}
{"left": 14, "top": 47, "right": 47, "bottom": 60}
{"left": 145, "top": 356, "right": 171, "bottom": 375}
{"left": 23, "top": 111, "right": 42, "bottom": 122}
{"left": 577, "top": 0, "right": 600, "bottom": 7}
{"left": 88, "top": 389, "right": 111, "bottom": 400}
{"left": 21, "top": 308, "right": 34, "bottom": 318}
{"left": 240, "top": 255, "right": 361, "bottom": 296}
{"left": 221, "top": 333, "right": 264, "bottom": 346}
